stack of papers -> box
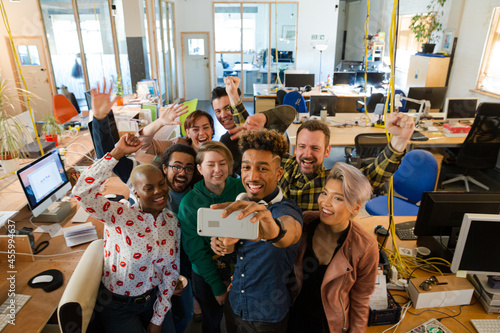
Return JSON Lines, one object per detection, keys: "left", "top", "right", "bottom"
{"left": 63, "top": 222, "right": 98, "bottom": 247}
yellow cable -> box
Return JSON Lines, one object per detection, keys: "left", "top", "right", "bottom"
{"left": 363, "top": 0, "right": 370, "bottom": 125}
{"left": 273, "top": 0, "right": 282, "bottom": 86}
{"left": 0, "top": 0, "right": 44, "bottom": 157}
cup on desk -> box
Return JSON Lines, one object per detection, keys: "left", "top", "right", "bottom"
{"left": 415, "top": 246, "right": 431, "bottom": 260}
{"left": 320, "top": 108, "right": 328, "bottom": 122}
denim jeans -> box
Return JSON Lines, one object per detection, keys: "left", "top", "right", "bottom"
{"left": 172, "top": 280, "right": 194, "bottom": 333}
{"left": 94, "top": 284, "right": 175, "bottom": 333}
{"left": 191, "top": 271, "right": 224, "bottom": 333}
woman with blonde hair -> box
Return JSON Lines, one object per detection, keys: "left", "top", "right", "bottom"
{"left": 289, "top": 162, "right": 377, "bottom": 333}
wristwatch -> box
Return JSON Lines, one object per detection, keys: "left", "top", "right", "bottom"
{"left": 264, "top": 217, "right": 287, "bottom": 243}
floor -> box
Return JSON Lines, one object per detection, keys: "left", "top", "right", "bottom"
{"left": 183, "top": 101, "right": 500, "bottom": 332}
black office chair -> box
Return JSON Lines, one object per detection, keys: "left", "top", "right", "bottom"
{"left": 356, "top": 93, "right": 384, "bottom": 113}
{"left": 441, "top": 103, "right": 500, "bottom": 191}
{"left": 276, "top": 90, "right": 287, "bottom": 105}
{"left": 345, "top": 133, "right": 390, "bottom": 169}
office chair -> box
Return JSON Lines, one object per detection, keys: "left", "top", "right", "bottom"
{"left": 356, "top": 93, "right": 384, "bottom": 113}
{"left": 345, "top": 133, "right": 390, "bottom": 169}
{"left": 283, "top": 91, "right": 307, "bottom": 119}
{"left": 53, "top": 94, "right": 78, "bottom": 124}
{"left": 276, "top": 89, "right": 287, "bottom": 105}
{"left": 441, "top": 102, "right": 500, "bottom": 191}
{"left": 58, "top": 239, "right": 103, "bottom": 333}
{"left": 365, "top": 149, "right": 438, "bottom": 216}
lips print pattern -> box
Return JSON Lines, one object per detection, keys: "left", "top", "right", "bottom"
{"left": 72, "top": 154, "right": 180, "bottom": 326}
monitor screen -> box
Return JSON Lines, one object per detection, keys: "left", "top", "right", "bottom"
{"left": 414, "top": 192, "right": 500, "bottom": 249}
{"left": 278, "top": 51, "right": 293, "bottom": 62}
{"left": 406, "top": 87, "right": 448, "bottom": 111}
{"left": 284, "top": 73, "right": 315, "bottom": 89}
{"left": 337, "top": 60, "right": 363, "bottom": 71}
{"left": 451, "top": 214, "right": 500, "bottom": 275}
{"left": 333, "top": 72, "right": 356, "bottom": 85}
{"left": 16, "top": 149, "right": 71, "bottom": 217}
{"left": 310, "top": 95, "right": 337, "bottom": 117}
{"left": 355, "top": 72, "right": 385, "bottom": 88}
{"left": 443, "top": 98, "right": 478, "bottom": 121}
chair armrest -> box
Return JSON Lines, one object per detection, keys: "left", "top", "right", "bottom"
{"left": 58, "top": 239, "right": 104, "bottom": 333}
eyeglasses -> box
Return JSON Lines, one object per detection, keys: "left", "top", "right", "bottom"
{"left": 419, "top": 276, "right": 448, "bottom": 291}
{"left": 167, "top": 165, "right": 195, "bottom": 174}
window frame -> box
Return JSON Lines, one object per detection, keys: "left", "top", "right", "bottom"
{"left": 475, "top": 7, "right": 500, "bottom": 98}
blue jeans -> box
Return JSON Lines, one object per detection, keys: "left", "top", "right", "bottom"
{"left": 172, "top": 280, "right": 194, "bottom": 333}
{"left": 192, "top": 271, "right": 224, "bottom": 333}
{"left": 94, "top": 284, "right": 175, "bottom": 333}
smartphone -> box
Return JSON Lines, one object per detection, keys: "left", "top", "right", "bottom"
{"left": 197, "top": 208, "right": 259, "bottom": 240}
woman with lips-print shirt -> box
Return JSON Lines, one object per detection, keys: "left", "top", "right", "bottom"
{"left": 73, "top": 133, "right": 180, "bottom": 333}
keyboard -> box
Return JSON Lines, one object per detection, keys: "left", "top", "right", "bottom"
{"left": 411, "top": 131, "right": 429, "bottom": 141}
{"left": 395, "top": 220, "right": 418, "bottom": 240}
{"left": 0, "top": 294, "right": 31, "bottom": 331}
{"left": 471, "top": 319, "right": 500, "bottom": 333}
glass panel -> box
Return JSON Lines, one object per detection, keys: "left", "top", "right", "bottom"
{"left": 28, "top": 45, "right": 41, "bottom": 65}
{"left": 18, "top": 45, "right": 30, "bottom": 65}
{"left": 113, "top": 0, "right": 132, "bottom": 95}
{"left": 76, "top": 0, "right": 117, "bottom": 93}
{"left": 188, "top": 39, "right": 205, "bottom": 55}
{"left": 242, "top": 3, "right": 269, "bottom": 96}
{"left": 214, "top": 3, "right": 241, "bottom": 52}
{"left": 270, "top": 3, "right": 297, "bottom": 84}
{"left": 40, "top": 0, "right": 86, "bottom": 110}
{"left": 216, "top": 53, "right": 242, "bottom": 86}
{"left": 143, "top": 0, "right": 152, "bottom": 80}
{"left": 155, "top": 0, "right": 166, "bottom": 103}
{"left": 167, "top": 2, "right": 177, "bottom": 100}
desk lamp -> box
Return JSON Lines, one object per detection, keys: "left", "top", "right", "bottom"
{"left": 395, "top": 94, "right": 431, "bottom": 126}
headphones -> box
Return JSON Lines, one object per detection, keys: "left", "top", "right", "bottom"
{"left": 303, "top": 85, "right": 312, "bottom": 92}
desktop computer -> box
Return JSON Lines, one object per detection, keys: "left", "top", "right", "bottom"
{"left": 406, "top": 87, "right": 448, "bottom": 111}
{"left": 309, "top": 95, "right": 337, "bottom": 117}
{"left": 16, "top": 149, "right": 72, "bottom": 222}
{"left": 443, "top": 98, "right": 478, "bottom": 123}
{"left": 284, "top": 73, "right": 315, "bottom": 89}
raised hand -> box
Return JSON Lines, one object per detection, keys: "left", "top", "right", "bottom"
{"left": 158, "top": 103, "right": 189, "bottom": 126}
{"left": 228, "top": 113, "right": 267, "bottom": 140}
{"left": 224, "top": 76, "right": 241, "bottom": 105}
{"left": 386, "top": 113, "right": 415, "bottom": 152}
{"left": 91, "top": 78, "right": 117, "bottom": 120}
{"left": 110, "top": 133, "right": 143, "bottom": 160}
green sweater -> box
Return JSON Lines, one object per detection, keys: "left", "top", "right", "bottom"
{"left": 178, "top": 177, "right": 245, "bottom": 296}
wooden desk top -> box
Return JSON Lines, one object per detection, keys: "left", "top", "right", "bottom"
{"left": 0, "top": 174, "right": 128, "bottom": 332}
{"left": 286, "top": 113, "right": 465, "bottom": 148}
{"left": 356, "top": 216, "right": 497, "bottom": 332}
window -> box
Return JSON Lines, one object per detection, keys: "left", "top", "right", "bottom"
{"left": 476, "top": 8, "right": 500, "bottom": 96}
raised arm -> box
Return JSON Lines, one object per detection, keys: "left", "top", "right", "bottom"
{"left": 140, "top": 103, "right": 188, "bottom": 137}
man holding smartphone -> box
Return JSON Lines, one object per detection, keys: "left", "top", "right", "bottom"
{"left": 211, "top": 129, "right": 303, "bottom": 332}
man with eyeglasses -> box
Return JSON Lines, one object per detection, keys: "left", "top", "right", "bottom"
{"left": 212, "top": 76, "right": 296, "bottom": 176}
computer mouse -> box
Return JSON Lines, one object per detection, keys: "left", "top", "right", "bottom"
{"left": 32, "top": 275, "right": 54, "bottom": 284}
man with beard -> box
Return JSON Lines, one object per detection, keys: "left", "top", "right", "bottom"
{"left": 279, "top": 115, "right": 415, "bottom": 211}
{"left": 212, "top": 76, "right": 295, "bottom": 176}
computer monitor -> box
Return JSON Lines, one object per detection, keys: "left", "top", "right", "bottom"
{"left": 16, "top": 149, "right": 72, "bottom": 218}
{"left": 278, "top": 51, "right": 293, "bottom": 63}
{"left": 85, "top": 90, "right": 92, "bottom": 110}
{"left": 336, "top": 60, "right": 363, "bottom": 71}
{"left": 309, "top": 95, "right": 337, "bottom": 117}
{"left": 414, "top": 192, "right": 500, "bottom": 249}
{"left": 355, "top": 72, "right": 385, "bottom": 88}
{"left": 451, "top": 213, "right": 500, "bottom": 275}
{"left": 443, "top": 98, "right": 478, "bottom": 122}
{"left": 284, "top": 73, "right": 315, "bottom": 89}
{"left": 333, "top": 72, "right": 356, "bottom": 85}
{"left": 406, "top": 87, "right": 448, "bottom": 111}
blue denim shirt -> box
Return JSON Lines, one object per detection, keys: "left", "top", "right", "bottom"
{"left": 229, "top": 188, "right": 303, "bottom": 323}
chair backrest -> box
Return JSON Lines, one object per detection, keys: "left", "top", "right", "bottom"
{"left": 283, "top": 91, "right": 307, "bottom": 113}
{"left": 276, "top": 89, "right": 287, "bottom": 105}
{"left": 58, "top": 239, "right": 104, "bottom": 333}
{"left": 366, "top": 93, "right": 384, "bottom": 113}
{"left": 457, "top": 102, "right": 500, "bottom": 169}
{"left": 393, "top": 149, "right": 437, "bottom": 203}
{"left": 354, "top": 133, "right": 389, "bottom": 168}
{"left": 53, "top": 94, "right": 78, "bottom": 124}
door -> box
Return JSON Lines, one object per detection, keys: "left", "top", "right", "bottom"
{"left": 182, "top": 32, "right": 210, "bottom": 100}
{"left": 10, "top": 37, "right": 53, "bottom": 121}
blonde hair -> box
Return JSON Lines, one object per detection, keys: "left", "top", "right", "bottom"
{"left": 327, "top": 162, "right": 372, "bottom": 215}
{"left": 196, "top": 141, "right": 234, "bottom": 173}
{"left": 130, "top": 164, "right": 163, "bottom": 189}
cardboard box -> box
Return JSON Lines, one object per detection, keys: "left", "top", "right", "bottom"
{"left": 443, "top": 122, "right": 471, "bottom": 137}
{"left": 408, "top": 276, "right": 474, "bottom": 309}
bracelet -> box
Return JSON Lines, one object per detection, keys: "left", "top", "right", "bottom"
{"left": 263, "top": 217, "right": 287, "bottom": 243}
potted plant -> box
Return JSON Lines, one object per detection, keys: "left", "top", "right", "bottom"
{"left": 115, "top": 76, "right": 124, "bottom": 106}
{"left": 409, "top": 0, "right": 446, "bottom": 54}
{"left": 0, "top": 78, "right": 32, "bottom": 174}
{"left": 42, "top": 114, "right": 63, "bottom": 146}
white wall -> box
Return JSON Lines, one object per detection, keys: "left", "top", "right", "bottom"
{"left": 0, "top": 0, "right": 45, "bottom": 116}
{"left": 174, "top": 0, "right": 339, "bottom": 97}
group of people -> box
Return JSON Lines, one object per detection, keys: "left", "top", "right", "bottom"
{"left": 73, "top": 77, "right": 415, "bottom": 333}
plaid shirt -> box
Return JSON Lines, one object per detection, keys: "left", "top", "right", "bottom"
{"left": 232, "top": 100, "right": 248, "bottom": 126}
{"left": 279, "top": 144, "right": 405, "bottom": 211}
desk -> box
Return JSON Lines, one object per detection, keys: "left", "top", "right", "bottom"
{"left": 351, "top": 216, "right": 498, "bottom": 332}
{"left": 0, "top": 175, "right": 128, "bottom": 332}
